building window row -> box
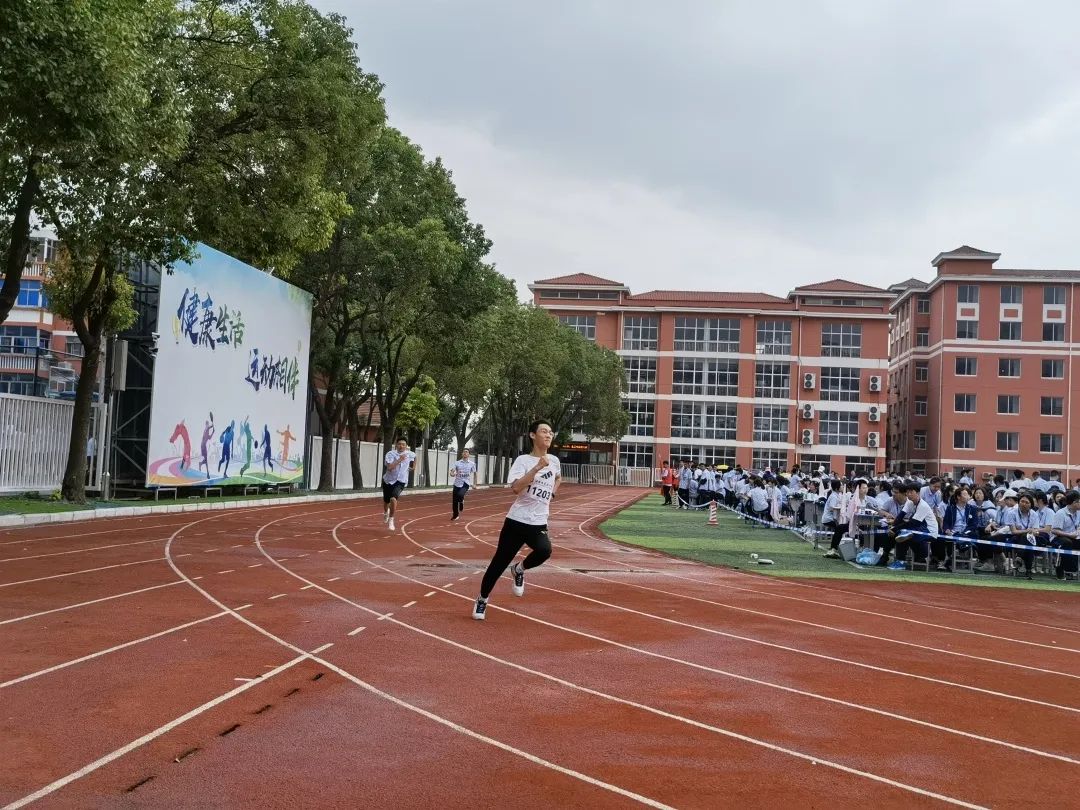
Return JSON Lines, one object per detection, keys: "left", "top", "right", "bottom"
{"left": 752, "top": 405, "right": 788, "bottom": 443}
{"left": 947, "top": 431, "right": 1063, "bottom": 453}
{"left": 953, "top": 394, "right": 1064, "bottom": 416}
{"left": 0, "top": 325, "right": 50, "bottom": 353}
{"left": 818, "top": 410, "right": 859, "bottom": 446}
{"left": 623, "top": 316, "right": 658, "bottom": 351}
{"left": 669, "top": 444, "right": 736, "bottom": 467}
{"left": 821, "top": 323, "right": 862, "bottom": 358}
{"left": 623, "top": 357, "right": 657, "bottom": 393}
{"left": 558, "top": 315, "right": 596, "bottom": 340}
{"left": 671, "top": 401, "right": 738, "bottom": 440}
{"left": 672, "top": 358, "right": 739, "bottom": 396}
{"left": 754, "top": 362, "right": 790, "bottom": 399}
{"left": 755, "top": 320, "right": 792, "bottom": 355}
{"left": 820, "top": 367, "right": 860, "bottom": 401}
{"left": 624, "top": 400, "right": 655, "bottom": 437}
{"left": 954, "top": 321, "right": 1068, "bottom": 342}
{"left": 673, "top": 317, "right": 740, "bottom": 353}
{"left": 951, "top": 356, "right": 1066, "bottom": 379}
{"left": 619, "top": 442, "right": 654, "bottom": 468}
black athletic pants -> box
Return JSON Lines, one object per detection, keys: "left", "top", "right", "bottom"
{"left": 452, "top": 483, "right": 469, "bottom": 518}
{"left": 479, "top": 517, "right": 552, "bottom": 599}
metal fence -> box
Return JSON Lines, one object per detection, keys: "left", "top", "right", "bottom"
{"left": 0, "top": 393, "right": 106, "bottom": 493}
{"left": 308, "top": 436, "right": 500, "bottom": 491}
{"left": 559, "top": 464, "right": 656, "bottom": 487}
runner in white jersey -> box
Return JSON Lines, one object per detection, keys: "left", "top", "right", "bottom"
{"left": 472, "top": 420, "right": 561, "bottom": 620}
{"left": 450, "top": 449, "right": 477, "bottom": 520}
{"left": 382, "top": 438, "right": 416, "bottom": 531}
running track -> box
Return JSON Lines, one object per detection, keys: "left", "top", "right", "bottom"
{"left": 1, "top": 485, "right": 1077, "bottom": 808}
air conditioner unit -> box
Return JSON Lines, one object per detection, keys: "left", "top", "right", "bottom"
{"left": 801, "top": 429, "right": 814, "bottom": 446}
{"left": 868, "top": 375, "right": 882, "bottom": 392}
{"left": 868, "top": 406, "right": 881, "bottom": 423}
{"left": 800, "top": 403, "right": 814, "bottom": 420}
{"left": 867, "top": 431, "right": 880, "bottom": 449}
{"left": 803, "top": 372, "right": 816, "bottom": 390}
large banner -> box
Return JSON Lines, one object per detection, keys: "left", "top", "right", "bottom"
{"left": 146, "top": 243, "right": 312, "bottom": 487}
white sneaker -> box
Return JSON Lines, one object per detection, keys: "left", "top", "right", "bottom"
{"left": 472, "top": 597, "right": 488, "bottom": 620}
{"left": 974, "top": 560, "right": 996, "bottom": 573}
{"left": 383, "top": 512, "right": 389, "bottom": 524}
{"left": 510, "top": 563, "right": 525, "bottom": 597}
{"left": 388, "top": 518, "right": 395, "bottom": 531}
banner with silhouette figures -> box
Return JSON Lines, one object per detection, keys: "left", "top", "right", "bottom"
{"left": 146, "top": 243, "right": 312, "bottom": 488}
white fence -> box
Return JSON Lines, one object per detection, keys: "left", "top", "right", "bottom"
{"left": 0, "top": 393, "right": 106, "bottom": 494}
{"left": 308, "top": 436, "right": 499, "bottom": 491}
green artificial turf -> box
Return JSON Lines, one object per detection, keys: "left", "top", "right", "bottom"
{"left": 600, "top": 496, "right": 1080, "bottom": 593}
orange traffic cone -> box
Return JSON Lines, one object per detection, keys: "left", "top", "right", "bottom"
{"left": 708, "top": 501, "right": 718, "bottom": 526}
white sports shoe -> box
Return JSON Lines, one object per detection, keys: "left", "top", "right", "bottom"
{"left": 388, "top": 518, "right": 395, "bottom": 531}
{"left": 472, "top": 597, "right": 488, "bottom": 620}
{"left": 383, "top": 512, "right": 389, "bottom": 524}
{"left": 510, "top": 563, "right": 525, "bottom": 597}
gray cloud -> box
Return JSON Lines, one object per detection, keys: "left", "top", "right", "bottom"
{"left": 311, "top": 0, "right": 1080, "bottom": 297}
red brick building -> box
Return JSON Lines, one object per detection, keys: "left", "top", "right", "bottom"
{"left": 530, "top": 273, "right": 892, "bottom": 475}
{"left": 889, "top": 246, "right": 1080, "bottom": 483}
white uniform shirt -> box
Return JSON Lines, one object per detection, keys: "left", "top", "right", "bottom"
{"left": 383, "top": 450, "right": 416, "bottom": 485}
{"left": 507, "top": 454, "right": 561, "bottom": 526}
{"left": 451, "top": 459, "right": 476, "bottom": 488}
{"left": 902, "top": 499, "right": 939, "bottom": 537}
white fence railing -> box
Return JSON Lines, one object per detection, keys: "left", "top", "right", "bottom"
{"left": 0, "top": 393, "right": 106, "bottom": 494}
{"left": 308, "top": 436, "right": 500, "bottom": 491}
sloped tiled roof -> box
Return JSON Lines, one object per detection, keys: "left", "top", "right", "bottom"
{"left": 888, "top": 277, "right": 929, "bottom": 291}
{"left": 627, "top": 290, "right": 790, "bottom": 305}
{"left": 532, "top": 273, "right": 625, "bottom": 286}
{"left": 993, "top": 267, "right": 1080, "bottom": 279}
{"left": 791, "top": 278, "right": 890, "bottom": 294}
{"left": 931, "top": 245, "right": 1000, "bottom": 266}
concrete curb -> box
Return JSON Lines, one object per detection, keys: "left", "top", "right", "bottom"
{"left": 0, "top": 485, "right": 478, "bottom": 530}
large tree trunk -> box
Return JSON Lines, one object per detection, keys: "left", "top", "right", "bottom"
{"left": 0, "top": 158, "right": 41, "bottom": 326}
{"left": 346, "top": 409, "right": 363, "bottom": 489}
{"left": 60, "top": 336, "right": 101, "bottom": 503}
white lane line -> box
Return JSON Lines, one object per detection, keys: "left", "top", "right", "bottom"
{"left": 205, "top": 548, "right": 219, "bottom": 552}
{"left": 348, "top": 626, "right": 366, "bottom": 636}
{"left": 0, "top": 580, "right": 183, "bottom": 626}
{"left": 311, "top": 643, "right": 333, "bottom": 654}
{"left": 318, "top": 550, "right": 329, "bottom": 554}
{"left": 405, "top": 554, "right": 414, "bottom": 559}
{"left": 235, "top": 604, "right": 253, "bottom": 611}
{"left": 443, "top": 583, "right": 455, "bottom": 588}
{"left": 350, "top": 570, "right": 363, "bottom": 576}
{"left": 269, "top": 593, "right": 288, "bottom": 600}
{"left": 2, "top": 655, "right": 308, "bottom": 810}
{"left": 377, "top": 613, "right": 393, "bottom": 621}
{"left": 234, "top": 677, "right": 254, "bottom": 682}
{"left": 0, "top": 557, "right": 164, "bottom": 589}
{"left": 402, "top": 601, "right": 416, "bottom": 609}
{"left": 423, "top": 591, "right": 437, "bottom": 597}
{"left": 0, "top": 612, "right": 228, "bottom": 689}
{"left": 457, "top": 576, "right": 468, "bottom": 582}
{"left": 327, "top": 577, "right": 341, "bottom": 582}
{"left": 301, "top": 584, "right": 314, "bottom": 590}
{"left": 247, "top": 563, "right": 262, "bottom": 568}
{"left": 216, "top": 569, "right": 235, "bottom": 575}
{"left": 0, "top": 521, "right": 181, "bottom": 547}
{"left": 296, "top": 553, "right": 309, "bottom": 558}
{"left": 0, "top": 537, "right": 165, "bottom": 562}
{"left": 230, "top": 544, "right": 244, "bottom": 549}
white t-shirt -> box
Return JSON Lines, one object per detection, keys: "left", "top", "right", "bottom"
{"left": 902, "top": 499, "right": 939, "bottom": 537}
{"left": 451, "top": 459, "right": 476, "bottom": 487}
{"left": 506, "top": 454, "right": 561, "bottom": 525}
{"left": 383, "top": 449, "right": 416, "bottom": 485}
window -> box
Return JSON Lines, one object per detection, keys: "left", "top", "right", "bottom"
{"left": 1041, "top": 396, "right": 1064, "bottom": 416}
{"left": 624, "top": 400, "right": 655, "bottom": 437}
{"left": 917, "top": 295, "right": 931, "bottom": 314}
{"left": 1000, "top": 285, "right": 1023, "bottom": 305}
{"left": 914, "top": 396, "right": 928, "bottom": 416}
{"left": 672, "top": 359, "right": 738, "bottom": 396}
{"left": 1044, "top": 286, "right": 1066, "bottom": 305}
{"left": 755, "top": 320, "right": 792, "bottom": 355}
{"left": 998, "top": 358, "right": 1020, "bottom": 378}
{"left": 913, "top": 430, "right": 927, "bottom": 450}
{"left": 752, "top": 449, "right": 789, "bottom": 472}
{"left": 956, "top": 320, "right": 979, "bottom": 339}
{"left": 997, "top": 432, "right": 1019, "bottom": 452}
{"left": 954, "top": 394, "right": 976, "bottom": 413}
{"left": 800, "top": 454, "right": 833, "bottom": 474}
{"left": 845, "top": 457, "right": 876, "bottom": 478}
{"left": 752, "top": 405, "right": 789, "bottom": 443}
{"left": 957, "top": 284, "right": 979, "bottom": 304}
{"left": 955, "top": 357, "right": 977, "bottom": 376}
{"left": 619, "top": 443, "right": 654, "bottom": 468}
{"left": 557, "top": 315, "right": 596, "bottom": 340}
{"left": 64, "top": 337, "right": 84, "bottom": 358}
{"left": 997, "top": 394, "right": 1020, "bottom": 415}
{"left": 1043, "top": 322, "right": 1065, "bottom": 342}
{"left": 622, "top": 316, "right": 658, "bottom": 351}
{"left": 671, "top": 402, "right": 737, "bottom": 440}
{"left": 915, "top": 327, "right": 929, "bottom": 347}
{"left": 15, "top": 280, "right": 46, "bottom": 308}
{"left": 915, "top": 361, "right": 929, "bottom": 382}
{"left": 0, "top": 373, "right": 37, "bottom": 395}
{"left": 673, "top": 317, "right": 740, "bottom": 352}
{"left": 540, "top": 290, "right": 619, "bottom": 300}
{"left": 819, "top": 367, "right": 860, "bottom": 402}
{"left": 623, "top": 357, "right": 656, "bottom": 394}
{"left": 821, "top": 323, "right": 862, "bottom": 358}
{"left": 953, "top": 430, "right": 976, "bottom": 450}
{"left": 1042, "top": 359, "right": 1065, "bottom": 379}
{"left": 0, "top": 325, "right": 49, "bottom": 354}
{"left": 669, "top": 444, "right": 735, "bottom": 467}
{"left": 754, "top": 362, "right": 790, "bottom": 398}
{"left": 818, "top": 410, "right": 859, "bottom": 446}
{"left": 1040, "top": 434, "right": 1063, "bottom": 453}
{"left": 999, "top": 322, "right": 1022, "bottom": 341}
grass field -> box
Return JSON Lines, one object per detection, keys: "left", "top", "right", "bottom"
{"left": 600, "top": 494, "right": 1080, "bottom": 593}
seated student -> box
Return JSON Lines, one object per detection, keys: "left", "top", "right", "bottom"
{"left": 1050, "top": 491, "right": 1080, "bottom": 579}
{"left": 888, "top": 481, "right": 938, "bottom": 570}
{"left": 969, "top": 486, "right": 997, "bottom": 572}
{"left": 747, "top": 476, "right": 770, "bottom": 523}
{"left": 821, "top": 480, "right": 845, "bottom": 558}
{"left": 1034, "top": 491, "right": 1056, "bottom": 528}
{"left": 1003, "top": 493, "right": 1049, "bottom": 579}
{"left": 875, "top": 487, "right": 908, "bottom": 567}
{"left": 936, "top": 488, "right": 980, "bottom": 571}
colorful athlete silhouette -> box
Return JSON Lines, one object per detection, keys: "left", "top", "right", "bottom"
{"left": 261, "top": 424, "right": 274, "bottom": 474}
{"left": 198, "top": 416, "right": 215, "bottom": 479}
{"left": 218, "top": 420, "right": 235, "bottom": 477}
{"left": 238, "top": 417, "right": 254, "bottom": 478}
{"left": 169, "top": 420, "right": 191, "bottom": 470}
{"left": 277, "top": 424, "right": 296, "bottom": 465}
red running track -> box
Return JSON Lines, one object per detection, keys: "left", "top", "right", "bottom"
{"left": 1, "top": 485, "right": 1077, "bottom": 809}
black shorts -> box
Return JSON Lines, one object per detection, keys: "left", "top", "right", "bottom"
{"left": 382, "top": 481, "right": 405, "bottom": 503}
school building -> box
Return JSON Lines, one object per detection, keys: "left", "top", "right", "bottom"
{"left": 529, "top": 273, "right": 893, "bottom": 475}
{"left": 888, "top": 246, "right": 1080, "bottom": 483}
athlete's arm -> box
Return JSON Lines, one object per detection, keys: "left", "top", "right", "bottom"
{"left": 553, "top": 474, "right": 561, "bottom": 496}
{"left": 510, "top": 456, "right": 548, "bottom": 494}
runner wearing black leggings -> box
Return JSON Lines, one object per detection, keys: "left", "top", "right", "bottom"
{"left": 473, "top": 419, "right": 561, "bottom": 620}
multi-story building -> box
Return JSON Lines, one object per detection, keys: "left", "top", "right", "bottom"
{"left": 530, "top": 273, "right": 892, "bottom": 475}
{"left": 0, "top": 230, "right": 85, "bottom": 398}
{"left": 889, "top": 246, "right": 1080, "bottom": 483}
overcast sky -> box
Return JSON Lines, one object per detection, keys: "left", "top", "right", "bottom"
{"left": 310, "top": 1, "right": 1080, "bottom": 299}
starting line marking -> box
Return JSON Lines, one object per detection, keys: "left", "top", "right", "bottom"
{"left": 348, "top": 626, "right": 366, "bottom": 636}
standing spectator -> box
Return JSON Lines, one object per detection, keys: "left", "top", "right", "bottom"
{"left": 659, "top": 460, "right": 675, "bottom": 506}
{"left": 1047, "top": 470, "right": 1065, "bottom": 494}
{"left": 677, "top": 459, "right": 693, "bottom": 509}
{"left": 919, "top": 476, "right": 945, "bottom": 517}
{"left": 821, "top": 480, "right": 845, "bottom": 558}
{"left": 1050, "top": 491, "right": 1080, "bottom": 579}
{"left": 959, "top": 469, "right": 974, "bottom": 486}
